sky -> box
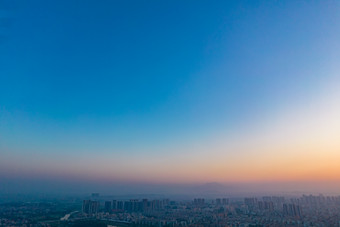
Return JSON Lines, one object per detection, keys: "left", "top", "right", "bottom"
{"left": 1, "top": 0, "right": 340, "bottom": 195}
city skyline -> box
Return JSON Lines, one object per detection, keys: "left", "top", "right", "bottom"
{"left": 1, "top": 0, "right": 340, "bottom": 194}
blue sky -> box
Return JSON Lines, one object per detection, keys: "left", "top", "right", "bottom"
{"left": 1, "top": 1, "right": 340, "bottom": 192}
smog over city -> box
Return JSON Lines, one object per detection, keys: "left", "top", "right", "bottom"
{"left": 1, "top": 0, "right": 340, "bottom": 226}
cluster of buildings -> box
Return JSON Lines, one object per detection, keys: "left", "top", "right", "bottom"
{"left": 1, "top": 194, "right": 340, "bottom": 226}
{"left": 82, "top": 199, "right": 100, "bottom": 214}
{"left": 0, "top": 201, "right": 77, "bottom": 226}
{"left": 77, "top": 194, "right": 340, "bottom": 226}
{"left": 83, "top": 198, "right": 171, "bottom": 214}
{"left": 282, "top": 203, "right": 302, "bottom": 217}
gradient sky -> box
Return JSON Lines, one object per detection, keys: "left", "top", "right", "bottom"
{"left": 1, "top": 0, "right": 340, "bottom": 194}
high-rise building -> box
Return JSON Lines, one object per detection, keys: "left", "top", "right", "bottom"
{"left": 112, "top": 200, "right": 117, "bottom": 210}
{"left": 104, "top": 201, "right": 112, "bottom": 212}
{"left": 264, "top": 201, "right": 274, "bottom": 211}
{"left": 283, "top": 203, "right": 301, "bottom": 217}
{"left": 245, "top": 198, "right": 257, "bottom": 206}
{"left": 91, "top": 193, "right": 100, "bottom": 198}
{"left": 258, "top": 201, "right": 264, "bottom": 210}
{"left": 117, "top": 201, "right": 124, "bottom": 210}
{"left": 194, "top": 198, "right": 205, "bottom": 206}
{"left": 216, "top": 198, "right": 221, "bottom": 205}
{"left": 142, "top": 199, "right": 148, "bottom": 211}
{"left": 82, "top": 200, "right": 91, "bottom": 214}
{"left": 91, "top": 201, "right": 100, "bottom": 214}
{"left": 82, "top": 200, "right": 100, "bottom": 214}
{"left": 124, "top": 201, "right": 132, "bottom": 212}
